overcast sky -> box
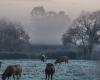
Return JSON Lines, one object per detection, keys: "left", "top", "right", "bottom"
{"left": 0, "top": 0, "right": 100, "bottom": 44}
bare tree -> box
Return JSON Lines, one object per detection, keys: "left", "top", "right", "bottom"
{"left": 62, "top": 11, "right": 100, "bottom": 59}
{"left": 0, "top": 19, "right": 30, "bottom": 52}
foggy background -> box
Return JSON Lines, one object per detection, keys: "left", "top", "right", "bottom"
{"left": 0, "top": 0, "right": 100, "bottom": 44}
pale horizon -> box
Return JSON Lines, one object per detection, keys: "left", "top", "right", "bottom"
{"left": 0, "top": 0, "right": 100, "bottom": 44}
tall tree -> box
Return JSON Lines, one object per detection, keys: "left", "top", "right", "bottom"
{"left": 62, "top": 11, "right": 100, "bottom": 59}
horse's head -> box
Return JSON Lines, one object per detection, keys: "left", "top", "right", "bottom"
{"left": 54, "top": 59, "right": 59, "bottom": 65}
{"left": 54, "top": 61, "right": 57, "bottom": 65}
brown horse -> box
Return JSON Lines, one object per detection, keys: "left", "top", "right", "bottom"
{"left": 2, "top": 64, "right": 22, "bottom": 80}
{"left": 45, "top": 63, "right": 55, "bottom": 80}
{"left": 55, "top": 56, "right": 68, "bottom": 64}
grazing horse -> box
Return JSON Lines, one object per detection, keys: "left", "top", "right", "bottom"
{"left": 2, "top": 64, "right": 22, "bottom": 80}
{"left": 55, "top": 56, "right": 68, "bottom": 64}
{"left": 41, "top": 54, "right": 47, "bottom": 62}
{"left": 45, "top": 63, "right": 55, "bottom": 80}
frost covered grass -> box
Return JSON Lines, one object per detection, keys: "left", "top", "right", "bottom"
{"left": 0, "top": 60, "right": 99, "bottom": 80}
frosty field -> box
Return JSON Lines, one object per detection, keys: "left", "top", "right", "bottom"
{"left": 0, "top": 60, "right": 99, "bottom": 80}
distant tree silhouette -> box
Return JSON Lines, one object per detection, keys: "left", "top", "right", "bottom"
{"left": 0, "top": 19, "right": 30, "bottom": 52}
{"left": 31, "top": 6, "right": 46, "bottom": 16}
{"left": 62, "top": 11, "right": 100, "bottom": 59}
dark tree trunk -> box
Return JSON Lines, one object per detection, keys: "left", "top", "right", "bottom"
{"left": 83, "top": 47, "right": 88, "bottom": 59}
{"left": 85, "top": 38, "right": 94, "bottom": 59}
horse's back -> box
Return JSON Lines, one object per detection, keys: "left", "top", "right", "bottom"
{"left": 6, "top": 64, "right": 22, "bottom": 75}
{"left": 13, "top": 64, "right": 22, "bottom": 74}
{"left": 55, "top": 56, "right": 68, "bottom": 64}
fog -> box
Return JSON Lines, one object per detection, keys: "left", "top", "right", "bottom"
{"left": 0, "top": 0, "right": 100, "bottom": 44}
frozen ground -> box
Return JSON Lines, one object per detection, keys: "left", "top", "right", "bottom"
{"left": 0, "top": 60, "right": 100, "bottom": 80}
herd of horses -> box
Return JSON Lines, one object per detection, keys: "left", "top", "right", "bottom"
{"left": 0, "top": 55, "right": 69, "bottom": 80}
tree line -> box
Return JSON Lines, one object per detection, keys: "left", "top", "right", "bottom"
{"left": 0, "top": 6, "right": 100, "bottom": 60}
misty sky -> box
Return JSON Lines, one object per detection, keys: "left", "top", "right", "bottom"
{"left": 0, "top": 0, "right": 100, "bottom": 44}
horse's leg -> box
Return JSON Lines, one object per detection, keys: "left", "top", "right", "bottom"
{"left": 58, "top": 63, "right": 60, "bottom": 69}
{"left": 65, "top": 59, "right": 68, "bottom": 64}
{"left": 43, "top": 59, "right": 45, "bottom": 62}
{"left": 51, "top": 74, "right": 53, "bottom": 80}
{"left": 17, "top": 75, "right": 19, "bottom": 80}
{"left": 13, "top": 75, "right": 15, "bottom": 80}
{"left": 7, "top": 77, "right": 9, "bottom": 80}
{"left": 65, "top": 61, "right": 66, "bottom": 64}
{"left": 45, "top": 74, "right": 47, "bottom": 80}
{"left": 48, "top": 75, "right": 50, "bottom": 80}
{"left": 19, "top": 73, "right": 21, "bottom": 78}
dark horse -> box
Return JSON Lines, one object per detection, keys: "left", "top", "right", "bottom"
{"left": 2, "top": 64, "right": 22, "bottom": 80}
{"left": 55, "top": 56, "right": 68, "bottom": 64}
{"left": 45, "top": 63, "right": 55, "bottom": 80}
{"left": 41, "top": 54, "right": 47, "bottom": 62}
